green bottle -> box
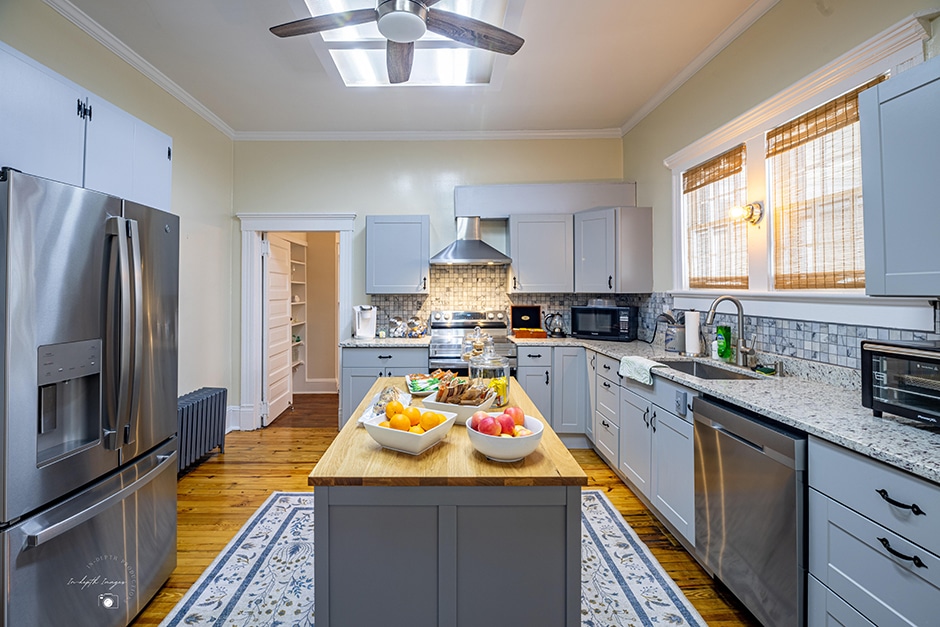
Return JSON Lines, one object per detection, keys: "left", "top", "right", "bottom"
{"left": 716, "top": 325, "right": 733, "bottom": 361}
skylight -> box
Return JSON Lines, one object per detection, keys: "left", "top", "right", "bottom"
{"left": 302, "top": 0, "right": 514, "bottom": 87}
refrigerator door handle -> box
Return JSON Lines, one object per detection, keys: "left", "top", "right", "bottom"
{"left": 125, "top": 218, "right": 144, "bottom": 445}
{"left": 105, "top": 216, "right": 133, "bottom": 449}
{"left": 24, "top": 453, "right": 176, "bottom": 548}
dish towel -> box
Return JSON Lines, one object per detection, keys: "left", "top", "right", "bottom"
{"left": 618, "top": 356, "right": 665, "bottom": 385}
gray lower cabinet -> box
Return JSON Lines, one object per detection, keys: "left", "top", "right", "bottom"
{"left": 807, "top": 575, "right": 874, "bottom": 627}
{"left": 340, "top": 347, "right": 428, "bottom": 424}
{"left": 584, "top": 350, "right": 598, "bottom": 443}
{"left": 516, "top": 346, "right": 553, "bottom": 422}
{"left": 551, "top": 347, "right": 587, "bottom": 434}
{"left": 808, "top": 437, "right": 940, "bottom": 627}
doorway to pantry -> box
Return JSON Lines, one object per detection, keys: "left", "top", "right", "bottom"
{"left": 265, "top": 232, "right": 339, "bottom": 424}
{"left": 236, "top": 213, "right": 355, "bottom": 431}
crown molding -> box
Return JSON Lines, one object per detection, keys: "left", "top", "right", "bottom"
{"left": 233, "top": 128, "right": 625, "bottom": 142}
{"left": 43, "top": 0, "right": 237, "bottom": 139}
{"left": 619, "top": 0, "right": 780, "bottom": 137}
{"left": 663, "top": 11, "right": 936, "bottom": 170}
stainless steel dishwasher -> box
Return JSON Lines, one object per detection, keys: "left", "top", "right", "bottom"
{"left": 693, "top": 396, "right": 806, "bottom": 627}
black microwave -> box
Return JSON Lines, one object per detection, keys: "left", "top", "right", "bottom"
{"left": 569, "top": 305, "right": 638, "bottom": 342}
{"left": 861, "top": 339, "right": 940, "bottom": 425}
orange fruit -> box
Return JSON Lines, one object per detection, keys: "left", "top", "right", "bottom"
{"left": 385, "top": 399, "right": 404, "bottom": 419}
{"left": 402, "top": 406, "right": 422, "bottom": 426}
{"left": 389, "top": 413, "right": 411, "bottom": 431}
{"left": 378, "top": 420, "right": 391, "bottom": 428}
{"left": 408, "top": 425, "right": 425, "bottom": 434}
{"left": 419, "top": 411, "right": 442, "bottom": 432}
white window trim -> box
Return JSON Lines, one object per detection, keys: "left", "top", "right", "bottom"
{"left": 664, "top": 12, "right": 938, "bottom": 331}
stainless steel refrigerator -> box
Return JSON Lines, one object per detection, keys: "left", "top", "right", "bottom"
{"left": 0, "top": 169, "right": 179, "bottom": 626}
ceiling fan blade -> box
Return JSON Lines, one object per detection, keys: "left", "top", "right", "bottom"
{"left": 270, "top": 8, "right": 376, "bottom": 38}
{"left": 426, "top": 9, "right": 524, "bottom": 55}
{"left": 387, "top": 40, "right": 415, "bottom": 84}
{"left": 423, "top": 0, "right": 445, "bottom": 5}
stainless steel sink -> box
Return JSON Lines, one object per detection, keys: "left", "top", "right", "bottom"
{"left": 655, "top": 359, "right": 759, "bottom": 380}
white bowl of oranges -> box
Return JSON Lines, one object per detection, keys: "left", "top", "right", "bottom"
{"left": 363, "top": 400, "right": 457, "bottom": 455}
{"left": 465, "top": 407, "right": 544, "bottom": 462}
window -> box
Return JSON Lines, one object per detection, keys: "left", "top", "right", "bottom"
{"left": 682, "top": 144, "right": 748, "bottom": 289}
{"left": 768, "top": 77, "right": 884, "bottom": 290}
{"left": 664, "top": 16, "right": 933, "bottom": 329}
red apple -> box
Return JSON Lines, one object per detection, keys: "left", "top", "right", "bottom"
{"left": 469, "top": 410, "right": 490, "bottom": 430}
{"left": 495, "top": 413, "right": 515, "bottom": 435}
{"left": 477, "top": 416, "right": 501, "bottom": 436}
{"left": 504, "top": 406, "right": 525, "bottom": 426}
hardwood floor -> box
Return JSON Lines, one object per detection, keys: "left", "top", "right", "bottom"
{"left": 131, "top": 393, "right": 759, "bottom": 625}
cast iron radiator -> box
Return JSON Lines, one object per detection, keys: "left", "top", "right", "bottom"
{"left": 177, "top": 387, "right": 227, "bottom": 473}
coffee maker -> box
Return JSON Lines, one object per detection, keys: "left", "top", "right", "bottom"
{"left": 353, "top": 305, "right": 377, "bottom": 339}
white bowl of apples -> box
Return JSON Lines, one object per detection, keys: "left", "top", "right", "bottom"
{"left": 465, "top": 406, "right": 544, "bottom": 462}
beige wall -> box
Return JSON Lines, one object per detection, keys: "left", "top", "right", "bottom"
{"left": 621, "top": 0, "right": 940, "bottom": 290}
{"left": 0, "top": 0, "right": 236, "bottom": 396}
{"left": 233, "top": 139, "right": 624, "bottom": 309}
{"left": 305, "top": 231, "right": 338, "bottom": 387}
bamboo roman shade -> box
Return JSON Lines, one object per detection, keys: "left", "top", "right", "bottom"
{"left": 682, "top": 144, "right": 748, "bottom": 289}
{"left": 768, "top": 76, "right": 885, "bottom": 290}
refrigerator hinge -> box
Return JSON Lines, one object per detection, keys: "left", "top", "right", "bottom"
{"left": 260, "top": 239, "right": 271, "bottom": 257}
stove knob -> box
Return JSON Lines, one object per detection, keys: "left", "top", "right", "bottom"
{"left": 496, "top": 312, "right": 504, "bottom": 320}
{"left": 487, "top": 312, "right": 495, "bottom": 320}
{"left": 443, "top": 312, "right": 451, "bottom": 320}
{"left": 433, "top": 312, "right": 442, "bottom": 320}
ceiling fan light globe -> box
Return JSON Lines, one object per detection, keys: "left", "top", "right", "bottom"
{"left": 377, "top": 1, "right": 428, "bottom": 43}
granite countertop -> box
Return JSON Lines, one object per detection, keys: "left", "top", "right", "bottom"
{"left": 339, "top": 337, "right": 430, "bottom": 348}
{"left": 511, "top": 337, "right": 940, "bottom": 485}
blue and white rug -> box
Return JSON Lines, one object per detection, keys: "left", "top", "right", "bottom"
{"left": 161, "top": 490, "right": 705, "bottom": 626}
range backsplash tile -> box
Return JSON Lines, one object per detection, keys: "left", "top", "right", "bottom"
{"left": 369, "top": 267, "right": 940, "bottom": 385}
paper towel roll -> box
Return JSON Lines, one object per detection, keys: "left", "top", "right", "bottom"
{"left": 684, "top": 311, "right": 701, "bottom": 355}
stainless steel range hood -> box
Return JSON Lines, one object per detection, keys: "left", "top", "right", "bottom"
{"left": 430, "top": 216, "right": 511, "bottom": 265}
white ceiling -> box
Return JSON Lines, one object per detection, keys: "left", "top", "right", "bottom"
{"left": 47, "top": 0, "right": 777, "bottom": 139}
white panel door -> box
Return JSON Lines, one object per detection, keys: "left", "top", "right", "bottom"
{"left": 267, "top": 235, "right": 292, "bottom": 422}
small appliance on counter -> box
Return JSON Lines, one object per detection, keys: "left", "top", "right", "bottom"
{"left": 570, "top": 304, "right": 638, "bottom": 341}
{"left": 510, "top": 305, "right": 546, "bottom": 338}
{"left": 353, "top": 305, "right": 377, "bottom": 339}
{"left": 862, "top": 339, "right": 940, "bottom": 424}
{"left": 544, "top": 312, "right": 566, "bottom": 338}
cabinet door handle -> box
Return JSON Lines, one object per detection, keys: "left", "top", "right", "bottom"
{"left": 608, "top": 275, "right": 613, "bottom": 290}
{"left": 422, "top": 277, "right": 427, "bottom": 290}
{"left": 651, "top": 410, "right": 657, "bottom": 432}
{"left": 877, "top": 537, "right": 928, "bottom": 569}
{"left": 513, "top": 276, "right": 518, "bottom": 289}
{"left": 590, "top": 355, "right": 596, "bottom": 367}
{"left": 545, "top": 370, "right": 550, "bottom": 385}
{"left": 875, "top": 489, "right": 926, "bottom": 516}
{"left": 377, "top": 354, "right": 392, "bottom": 360}
{"left": 642, "top": 407, "right": 649, "bottom": 427}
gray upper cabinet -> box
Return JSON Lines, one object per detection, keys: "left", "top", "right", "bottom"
{"left": 860, "top": 54, "right": 940, "bottom": 296}
{"left": 0, "top": 41, "right": 173, "bottom": 211}
{"left": 507, "top": 213, "right": 573, "bottom": 293}
{"left": 365, "top": 215, "right": 429, "bottom": 294}
{"left": 574, "top": 206, "right": 652, "bottom": 294}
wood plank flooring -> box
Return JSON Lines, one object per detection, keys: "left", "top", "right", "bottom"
{"left": 131, "top": 393, "right": 759, "bottom": 626}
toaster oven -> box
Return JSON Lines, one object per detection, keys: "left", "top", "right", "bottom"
{"left": 861, "top": 340, "right": 940, "bottom": 425}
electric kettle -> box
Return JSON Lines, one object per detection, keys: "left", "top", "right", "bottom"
{"left": 353, "top": 305, "right": 377, "bottom": 339}
{"left": 544, "top": 312, "right": 566, "bottom": 338}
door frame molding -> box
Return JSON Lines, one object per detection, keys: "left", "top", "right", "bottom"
{"left": 237, "top": 213, "right": 355, "bottom": 430}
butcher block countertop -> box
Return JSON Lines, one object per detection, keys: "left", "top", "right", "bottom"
{"left": 309, "top": 377, "right": 587, "bottom": 488}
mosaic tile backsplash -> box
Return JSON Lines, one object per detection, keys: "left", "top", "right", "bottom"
{"left": 370, "top": 266, "right": 940, "bottom": 379}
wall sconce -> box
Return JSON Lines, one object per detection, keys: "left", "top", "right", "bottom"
{"left": 729, "top": 201, "right": 764, "bottom": 225}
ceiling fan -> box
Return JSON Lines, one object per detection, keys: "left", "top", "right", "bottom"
{"left": 270, "top": 0, "right": 524, "bottom": 84}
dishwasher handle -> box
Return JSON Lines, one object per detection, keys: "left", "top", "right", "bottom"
{"left": 693, "top": 396, "right": 806, "bottom": 470}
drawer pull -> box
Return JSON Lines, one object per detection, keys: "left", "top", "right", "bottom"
{"left": 527, "top": 353, "right": 542, "bottom": 359}
{"left": 602, "top": 381, "right": 611, "bottom": 389}
{"left": 601, "top": 419, "right": 610, "bottom": 428}
{"left": 602, "top": 363, "right": 611, "bottom": 370}
{"left": 377, "top": 354, "right": 393, "bottom": 360}
{"left": 876, "top": 488, "right": 926, "bottom": 516}
{"left": 877, "top": 537, "right": 928, "bottom": 569}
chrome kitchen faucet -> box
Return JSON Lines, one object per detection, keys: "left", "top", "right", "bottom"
{"left": 704, "top": 295, "right": 756, "bottom": 367}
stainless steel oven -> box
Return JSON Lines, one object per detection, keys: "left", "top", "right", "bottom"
{"left": 428, "top": 310, "right": 516, "bottom": 375}
{"left": 862, "top": 340, "right": 940, "bottom": 425}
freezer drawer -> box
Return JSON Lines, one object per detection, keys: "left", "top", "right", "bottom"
{"left": 1, "top": 440, "right": 177, "bottom": 627}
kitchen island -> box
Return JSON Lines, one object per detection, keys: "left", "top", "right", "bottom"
{"left": 309, "top": 376, "right": 587, "bottom": 627}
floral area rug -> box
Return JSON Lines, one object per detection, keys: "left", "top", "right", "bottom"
{"left": 161, "top": 490, "right": 705, "bottom": 626}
